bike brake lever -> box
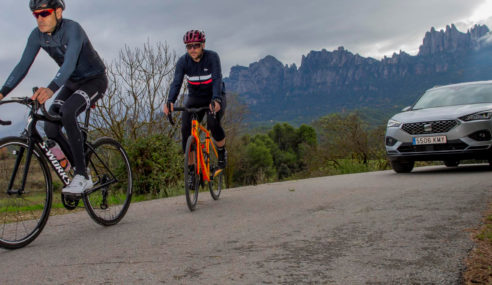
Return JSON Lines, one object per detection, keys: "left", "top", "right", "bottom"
{"left": 166, "top": 102, "right": 175, "bottom": 125}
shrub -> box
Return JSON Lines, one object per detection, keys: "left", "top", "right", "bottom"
{"left": 125, "top": 134, "right": 182, "bottom": 196}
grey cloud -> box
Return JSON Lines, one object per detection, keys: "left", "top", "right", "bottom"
{"left": 0, "top": 0, "right": 490, "bottom": 136}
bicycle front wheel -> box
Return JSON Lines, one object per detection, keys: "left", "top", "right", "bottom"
{"left": 184, "top": 136, "right": 199, "bottom": 211}
{"left": 84, "top": 137, "right": 132, "bottom": 226}
{"left": 0, "top": 137, "right": 52, "bottom": 249}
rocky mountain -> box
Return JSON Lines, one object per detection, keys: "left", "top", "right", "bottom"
{"left": 224, "top": 24, "right": 492, "bottom": 122}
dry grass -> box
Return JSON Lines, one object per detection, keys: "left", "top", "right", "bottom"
{"left": 463, "top": 202, "right": 492, "bottom": 284}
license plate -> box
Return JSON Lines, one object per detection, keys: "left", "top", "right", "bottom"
{"left": 412, "top": 136, "right": 447, "bottom": 145}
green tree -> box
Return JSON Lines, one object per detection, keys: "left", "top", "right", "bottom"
{"left": 269, "top": 123, "right": 297, "bottom": 152}
{"left": 316, "top": 112, "right": 369, "bottom": 164}
{"left": 297, "top": 124, "right": 317, "bottom": 148}
{"left": 234, "top": 138, "right": 275, "bottom": 185}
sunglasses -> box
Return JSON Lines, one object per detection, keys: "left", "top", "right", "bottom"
{"left": 33, "top": 9, "right": 54, "bottom": 19}
{"left": 186, "top": 43, "right": 202, "bottom": 50}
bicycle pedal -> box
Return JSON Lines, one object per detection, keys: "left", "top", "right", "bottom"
{"left": 213, "top": 169, "right": 223, "bottom": 177}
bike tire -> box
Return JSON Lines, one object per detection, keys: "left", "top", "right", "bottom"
{"left": 0, "top": 137, "right": 52, "bottom": 249}
{"left": 184, "top": 136, "right": 199, "bottom": 211}
{"left": 83, "top": 137, "right": 132, "bottom": 226}
{"left": 208, "top": 143, "right": 223, "bottom": 200}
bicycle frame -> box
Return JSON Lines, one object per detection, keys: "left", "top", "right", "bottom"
{"left": 3, "top": 99, "right": 118, "bottom": 195}
{"left": 190, "top": 118, "right": 219, "bottom": 182}
{"left": 7, "top": 101, "right": 73, "bottom": 194}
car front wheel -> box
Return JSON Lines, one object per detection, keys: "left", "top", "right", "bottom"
{"left": 390, "top": 160, "right": 414, "bottom": 173}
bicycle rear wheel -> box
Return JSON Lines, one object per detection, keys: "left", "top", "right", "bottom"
{"left": 0, "top": 137, "right": 52, "bottom": 249}
{"left": 208, "top": 144, "right": 223, "bottom": 200}
{"left": 184, "top": 136, "right": 199, "bottom": 211}
{"left": 84, "top": 137, "right": 132, "bottom": 226}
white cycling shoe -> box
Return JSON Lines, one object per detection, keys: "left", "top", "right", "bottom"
{"left": 62, "top": 174, "right": 93, "bottom": 196}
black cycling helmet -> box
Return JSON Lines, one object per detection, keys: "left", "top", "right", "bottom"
{"left": 29, "top": 0, "right": 65, "bottom": 11}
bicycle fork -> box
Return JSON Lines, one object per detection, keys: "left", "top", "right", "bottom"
{"left": 7, "top": 143, "right": 33, "bottom": 196}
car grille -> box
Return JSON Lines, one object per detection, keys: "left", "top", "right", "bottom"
{"left": 397, "top": 141, "right": 468, "bottom": 153}
{"left": 401, "top": 120, "right": 458, "bottom": 135}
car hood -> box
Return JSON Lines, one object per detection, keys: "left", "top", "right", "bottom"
{"left": 391, "top": 103, "right": 492, "bottom": 123}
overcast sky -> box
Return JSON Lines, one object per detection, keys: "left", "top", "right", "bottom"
{"left": 1, "top": 0, "right": 492, "bottom": 135}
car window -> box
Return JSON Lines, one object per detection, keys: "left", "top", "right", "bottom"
{"left": 413, "top": 84, "right": 492, "bottom": 109}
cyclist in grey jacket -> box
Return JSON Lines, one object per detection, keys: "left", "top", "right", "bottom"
{"left": 0, "top": 0, "right": 107, "bottom": 196}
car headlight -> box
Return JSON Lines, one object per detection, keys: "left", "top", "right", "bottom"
{"left": 460, "top": 111, "right": 492, "bottom": 122}
{"left": 387, "top": 119, "right": 402, "bottom": 128}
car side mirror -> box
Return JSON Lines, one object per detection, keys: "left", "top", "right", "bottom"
{"left": 401, "top": 106, "right": 412, "bottom": 112}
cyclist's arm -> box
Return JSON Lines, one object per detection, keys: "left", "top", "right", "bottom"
{"left": 210, "top": 52, "right": 223, "bottom": 103}
{"left": 0, "top": 30, "right": 41, "bottom": 98}
{"left": 167, "top": 56, "right": 186, "bottom": 104}
{"left": 46, "top": 23, "right": 84, "bottom": 93}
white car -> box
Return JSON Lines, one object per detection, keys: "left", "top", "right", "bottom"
{"left": 386, "top": 80, "right": 492, "bottom": 173}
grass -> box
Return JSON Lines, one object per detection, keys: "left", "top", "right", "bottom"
{"left": 289, "top": 159, "right": 390, "bottom": 180}
{"left": 464, "top": 202, "right": 492, "bottom": 284}
{"left": 131, "top": 182, "right": 186, "bottom": 202}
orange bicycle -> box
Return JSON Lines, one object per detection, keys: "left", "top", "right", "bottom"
{"left": 168, "top": 106, "right": 224, "bottom": 211}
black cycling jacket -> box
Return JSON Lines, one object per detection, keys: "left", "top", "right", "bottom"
{"left": 0, "top": 18, "right": 106, "bottom": 97}
{"left": 168, "top": 50, "right": 223, "bottom": 104}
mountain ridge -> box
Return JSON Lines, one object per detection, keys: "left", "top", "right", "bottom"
{"left": 224, "top": 24, "right": 492, "bottom": 122}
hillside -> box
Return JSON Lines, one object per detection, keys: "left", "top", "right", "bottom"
{"left": 224, "top": 24, "right": 492, "bottom": 122}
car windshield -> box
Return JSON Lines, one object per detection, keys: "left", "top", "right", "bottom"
{"left": 413, "top": 83, "right": 492, "bottom": 109}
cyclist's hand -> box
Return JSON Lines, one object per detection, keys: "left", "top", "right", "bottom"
{"left": 164, "top": 102, "right": 174, "bottom": 116}
{"left": 210, "top": 100, "right": 221, "bottom": 113}
{"left": 32, "top": 87, "right": 54, "bottom": 104}
{"left": 0, "top": 93, "right": 3, "bottom": 101}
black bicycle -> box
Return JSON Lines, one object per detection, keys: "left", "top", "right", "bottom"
{"left": 0, "top": 90, "right": 133, "bottom": 249}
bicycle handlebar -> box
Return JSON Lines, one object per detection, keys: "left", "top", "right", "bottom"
{"left": 167, "top": 106, "right": 211, "bottom": 126}
{"left": 32, "top": 87, "right": 62, "bottom": 122}
{"left": 0, "top": 97, "right": 33, "bottom": 127}
{"left": 40, "top": 104, "right": 62, "bottom": 122}
{"left": 0, "top": 87, "right": 62, "bottom": 127}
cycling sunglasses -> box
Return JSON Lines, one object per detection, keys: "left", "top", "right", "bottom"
{"left": 33, "top": 9, "right": 55, "bottom": 19}
{"left": 186, "top": 43, "right": 202, "bottom": 50}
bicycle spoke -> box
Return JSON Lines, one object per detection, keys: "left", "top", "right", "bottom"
{"left": 83, "top": 138, "right": 132, "bottom": 226}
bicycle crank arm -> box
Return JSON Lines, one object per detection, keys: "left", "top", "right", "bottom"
{"left": 213, "top": 169, "right": 223, "bottom": 178}
{"left": 7, "top": 189, "right": 26, "bottom": 196}
{"left": 84, "top": 180, "right": 116, "bottom": 196}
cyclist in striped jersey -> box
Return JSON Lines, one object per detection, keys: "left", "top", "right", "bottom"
{"left": 164, "top": 30, "right": 227, "bottom": 169}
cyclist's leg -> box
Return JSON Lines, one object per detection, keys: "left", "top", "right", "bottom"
{"left": 181, "top": 96, "right": 207, "bottom": 152}
{"left": 207, "top": 108, "right": 225, "bottom": 143}
{"left": 60, "top": 76, "right": 107, "bottom": 179}
{"left": 181, "top": 110, "right": 192, "bottom": 153}
{"left": 207, "top": 108, "right": 226, "bottom": 168}
{"left": 44, "top": 87, "right": 75, "bottom": 164}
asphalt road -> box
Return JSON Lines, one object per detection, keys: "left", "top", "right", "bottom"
{"left": 1, "top": 165, "right": 491, "bottom": 284}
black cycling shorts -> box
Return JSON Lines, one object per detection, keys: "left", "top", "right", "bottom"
{"left": 44, "top": 74, "right": 107, "bottom": 176}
